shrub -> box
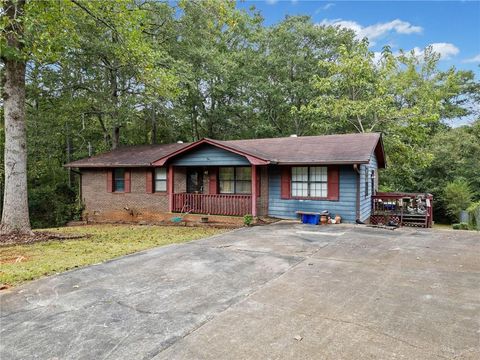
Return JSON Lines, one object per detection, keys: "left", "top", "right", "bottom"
{"left": 467, "top": 201, "right": 480, "bottom": 230}
{"left": 443, "top": 179, "right": 473, "bottom": 222}
{"left": 459, "top": 222, "right": 469, "bottom": 230}
{"left": 243, "top": 214, "right": 254, "bottom": 226}
{"left": 452, "top": 223, "right": 469, "bottom": 230}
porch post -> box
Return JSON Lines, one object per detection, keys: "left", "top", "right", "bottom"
{"left": 251, "top": 164, "right": 257, "bottom": 217}
{"left": 168, "top": 164, "right": 174, "bottom": 212}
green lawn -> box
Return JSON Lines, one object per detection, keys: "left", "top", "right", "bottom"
{"left": 0, "top": 225, "right": 227, "bottom": 287}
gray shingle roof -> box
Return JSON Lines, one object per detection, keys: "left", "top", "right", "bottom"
{"left": 65, "top": 133, "right": 385, "bottom": 168}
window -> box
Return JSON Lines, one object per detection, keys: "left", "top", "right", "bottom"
{"left": 365, "top": 168, "right": 369, "bottom": 197}
{"left": 113, "top": 168, "right": 125, "bottom": 192}
{"left": 154, "top": 168, "right": 167, "bottom": 192}
{"left": 219, "top": 167, "right": 251, "bottom": 194}
{"left": 291, "top": 166, "right": 327, "bottom": 198}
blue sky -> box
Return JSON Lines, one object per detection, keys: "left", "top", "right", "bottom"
{"left": 237, "top": 0, "right": 480, "bottom": 76}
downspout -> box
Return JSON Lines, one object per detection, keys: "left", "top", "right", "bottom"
{"left": 353, "top": 164, "right": 360, "bottom": 221}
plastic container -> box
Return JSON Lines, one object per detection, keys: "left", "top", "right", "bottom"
{"left": 301, "top": 214, "right": 320, "bottom": 225}
{"left": 459, "top": 210, "right": 469, "bottom": 223}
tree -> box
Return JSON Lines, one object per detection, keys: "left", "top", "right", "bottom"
{"left": 254, "top": 17, "right": 356, "bottom": 137}
{"left": 0, "top": 0, "right": 179, "bottom": 234}
{"left": 443, "top": 179, "right": 473, "bottom": 222}
{"left": 418, "top": 120, "right": 480, "bottom": 222}
{"left": 1, "top": 0, "right": 32, "bottom": 234}
{"left": 1, "top": 2, "right": 477, "bottom": 229}
{"left": 300, "top": 41, "right": 477, "bottom": 191}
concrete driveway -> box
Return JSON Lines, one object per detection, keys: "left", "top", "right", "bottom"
{"left": 1, "top": 223, "right": 479, "bottom": 359}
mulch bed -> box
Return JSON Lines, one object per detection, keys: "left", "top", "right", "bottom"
{"left": 0, "top": 232, "right": 90, "bottom": 246}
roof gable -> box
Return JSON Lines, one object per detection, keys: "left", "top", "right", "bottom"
{"left": 152, "top": 138, "right": 270, "bottom": 166}
{"left": 171, "top": 144, "right": 251, "bottom": 166}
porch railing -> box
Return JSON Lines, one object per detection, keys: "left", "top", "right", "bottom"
{"left": 371, "top": 192, "right": 433, "bottom": 228}
{"left": 173, "top": 193, "right": 252, "bottom": 216}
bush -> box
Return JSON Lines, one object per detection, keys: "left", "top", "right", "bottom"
{"left": 443, "top": 179, "right": 473, "bottom": 222}
{"left": 29, "top": 183, "right": 77, "bottom": 228}
{"left": 452, "top": 223, "right": 469, "bottom": 230}
{"left": 243, "top": 214, "right": 254, "bottom": 226}
{"left": 467, "top": 201, "right": 480, "bottom": 230}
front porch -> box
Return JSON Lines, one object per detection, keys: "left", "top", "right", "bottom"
{"left": 154, "top": 139, "right": 270, "bottom": 217}
{"left": 172, "top": 193, "right": 252, "bottom": 216}
{"left": 166, "top": 164, "right": 265, "bottom": 217}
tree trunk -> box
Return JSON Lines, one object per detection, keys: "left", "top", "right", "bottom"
{"left": 1, "top": 0, "right": 32, "bottom": 235}
{"left": 95, "top": 113, "right": 111, "bottom": 148}
{"left": 151, "top": 104, "right": 157, "bottom": 145}
{"left": 112, "top": 126, "right": 120, "bottom": 150}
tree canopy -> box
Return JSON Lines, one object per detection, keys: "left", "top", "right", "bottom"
{"left": 1, "top": 0, "right": 478, "bottom": 228}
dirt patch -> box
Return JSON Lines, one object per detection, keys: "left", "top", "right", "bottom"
{"left": 0, "top": 255, "right": 31, "bottom": 264}
{"left": 0, "top": 232, "right": 90, "bottom": 247}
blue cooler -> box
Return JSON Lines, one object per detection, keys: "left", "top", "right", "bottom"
{"left": 301, "top": 213, "right": 320, "bottom": 225}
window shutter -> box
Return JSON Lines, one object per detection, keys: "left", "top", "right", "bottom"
{"left": 280, "top": 166, "right": 291, "bottom": 199}
{"left": 124, "top": 169, "right": 131, "bottom": 193}
{"left": 209, "top": 168, "right": 218, "bottom": 194}
{"left": 327, "top": 165, "right": 339, "bottom": 200}
{"left": 146, "top": 170, "right": 153, "bottom": 193}
{"left": 107, "top": 170, "right": 113, "bottom": 192}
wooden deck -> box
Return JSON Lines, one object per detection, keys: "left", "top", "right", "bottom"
{"left": 370, "top": 192, "right": 433, "bottom": 228}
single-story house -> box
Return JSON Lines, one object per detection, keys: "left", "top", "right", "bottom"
{"left": 65, "top": 133, "right": 386, "bottom": 223}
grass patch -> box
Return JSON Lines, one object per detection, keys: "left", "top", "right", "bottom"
{"left": 433, "top": 223, "right": 453, "bottom": 230}
{"left": 0, "top": 224, "right": 227, "bottom": 287}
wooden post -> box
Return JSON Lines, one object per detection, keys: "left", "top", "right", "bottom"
{"left": 251, "top": 165, "right": 257, "bottom": 217}
{"left": 168, "top": 165, "right": 174, "bottom": 212}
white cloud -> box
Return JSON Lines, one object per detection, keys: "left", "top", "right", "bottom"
{"left": 429, "top": 43, "right": 460, "bottom": 59}
{"left": 319, "top": 19, "right": 423, "bottom": 45}
{"left": 314, "top": 3, "right": 335, "bottom": 14}
{"left": 373, "top": 43, "right": 459, "bottom": 65}
{"left": 408, "top": 43, "right": 459, "bottom": 60}
{"left": 463, "top": 54, "right": 480, "bottom": 63}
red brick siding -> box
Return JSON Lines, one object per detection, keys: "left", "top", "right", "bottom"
{"left": 81, "top": 168, "right": 181, "bottom": 222}
{"left": 81, "top": 165, "right": 270, "bottom": 222}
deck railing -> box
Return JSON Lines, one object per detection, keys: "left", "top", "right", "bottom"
{"left": 173, "top": 193, "right": 252, "bottom": 216}
{"left": 371, "top": 192, "right": 433, "bottom": 228}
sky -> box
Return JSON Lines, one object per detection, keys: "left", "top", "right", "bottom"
{"left": 237, "top": 0, "right": 480, "bottom": 76}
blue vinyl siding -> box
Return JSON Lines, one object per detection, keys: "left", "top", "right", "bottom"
{"left": 268, "top": 165, "right": 358, "bottom": 223}
{"left": 172, "top": 144, "right": 250, "bottom": 166}
{"left": 359, "top": 153, "right": 378, "bottom": 221}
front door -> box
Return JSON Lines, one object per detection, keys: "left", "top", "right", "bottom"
{"left": 187, "top": 168, "right": 204, "bottom": 193}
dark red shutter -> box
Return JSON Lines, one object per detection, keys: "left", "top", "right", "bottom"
{"left": 146, "top": 170, "right": 153, "bottom": 193}
{"left": 209, "top": 168, "right": 218, "bottom": 194}
{"left": 107, "top": 170, "right": 113, "bottom": 192}
{"left": 124, "top": 169, "right": 131, "bottom": 193}
{"left": 280, "top": 166, "right": 291, "bottom": 199}
{"left": 327, "top": 165, "right": 339, "bottom": 200}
